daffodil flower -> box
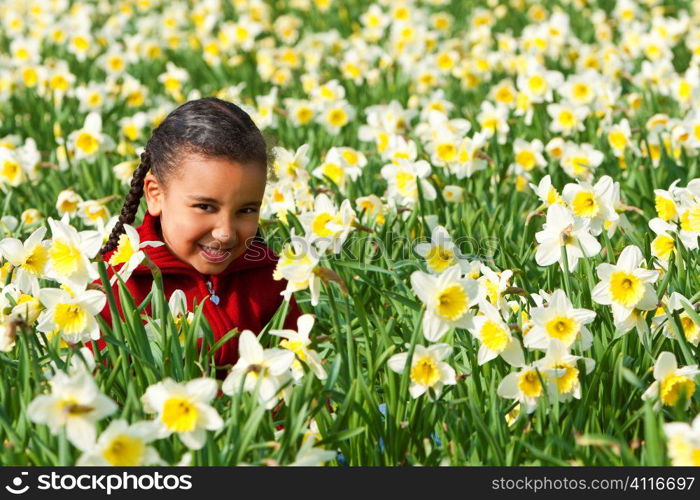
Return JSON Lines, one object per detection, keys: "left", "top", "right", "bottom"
{"left": 381, "top": 157, "right": 437, "bottom": 207}
{"left": 388, "top": 343, "right": 457, "bottom": 399}
{"left": 0, "top": 279, "right": 43, "bottom": 326}
{"left": 534, "top": 339, "right": 595, "bottom": 402}
{"left": 45, "top": 216, "right": 103, "bottom": 290}
{"left": 358, "top": 101, "right": 415, "bottom": 155}
{"left": 653, "top": 184, "right": 680, "bottom": 222}
{"left": 558, "top": 70, "right": 600, "bottom": 107}
{"left": 411, "top": 265, "right": 482, "bottom": 342}
{"left": 510, "top": 138, "right": 546, "bottom": 172}
{"left": 562, "top": 175, "right": 618, "bottom": 236}
{"left": 497, "top": 364, "right": 546, "bottom": 414}
{"left": 414, "top": 225, "right": 462, "bottom": 274}
{"left": 517, "top": 66, "right": 563, "bottom": 103}
{"left": 274, "top": 233, "right": 322, "bottom": 306}
{"left": 141, "top": 377, "right": 223, "bottom": 450}
{"left": 299, "top": 193, "right": 356, "bottom": 254}
{"left": 655, "top": 292, "right": 700, "bottom": 346}
{"left": 468, "top": 301, "right": 525, "bottom": 366}
{"left": 67, "top": 112, "right": 115, "bottom": 161}
{"left": 678, "top": 201, "right": 700, "bottom": 251}
{"left": 36, "top": 285, "right": 106, "bottom": 344}
{"left": 663, "top": 414, "right": 700, "bottom": 466}
{"left": 77, "top": 419, "right": 163, "bottom": 466}
{"left": 442, "top": 185, "right": 465, "bottom": 203}
{"left": 55, "top": 189, "right": 84, "bottom": 218}
{"left": 477, "top": 101, "right": 509, "bottom": 144}
{"left": 273, "top": 143, "right": 311, "bottom": 182}
{"left": 0, "top": 147, "right": 25, "bottom": 187}
{"left": 560, "top": 143, "right": 603, "bottom": 182}
{"left": 606, "top": 118, "right": 634, "bottom": 158}
{"left": 312, "top": 147, "right": 364, "bottom": 191}
{"left": 530, "top": 174, "right": 564, "bottom": 207}
{"left": 270, "top": 313, "right": 327, "bottom": 381}
{"left": 221, "top": 330, "right": 295, "bottom": 409}
{"left": 166, "top": 289, "right": 202, "bottom": 341}
{"left": 642, "top": 351, "right": 699, "bottom": 410}
{"left": 535, "top": 203, "right": 601, "bottom": 272}
{"left": 648, "top": 218, "right": 677, "bottom": 268}
{"left": 0, "top": 226, "right": 49, "bottom": 287}
{"left": 546, "top": 102, "right": 588, "bottom": 137}
{"left": 355, "top": 194, "right": 387, "bottom": 225}
{"left": 27, "top": 369, "right": 117, "bottom": 451}
{"left": 591, "top": 245, "right": 658, "bottom": 323}
{"left": 107, "top": 223, "right": 164, "bottom": 285}
{"left": 318, "top": 99, "right": 356, "bottom": 136}
{"left": 477, "top": 265, "right": 514, "bottom": 312}
{"left": 525, "top": 289, "right": 595, "bottom": 350}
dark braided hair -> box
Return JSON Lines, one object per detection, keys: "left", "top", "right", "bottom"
{"left": 99, "top": 97, "right": 269, "bottom": 255}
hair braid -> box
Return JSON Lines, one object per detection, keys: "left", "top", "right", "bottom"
{"left": 99, "top": 149, "right": 151, "bottom": 256}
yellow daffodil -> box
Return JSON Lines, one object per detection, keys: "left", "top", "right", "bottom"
{"left": 141, "top": 377, "right": 223, "bottom": 450}
{"left": 591, "top": 245, "right": 659, "bottom": 324}
{"left": 27, "top": 369, "right": 117, "bottom": 451}
{"left": 388, "top": 343, "right": 457, "bottom": 399}
{"left": 77, "top": 419, "right": 163, "bottom": 466}
{"left": 535, "top": 339, "right": 595, "bottom": 402}
{"left": 36, "top": 285, "right": 106, "bottom": 344}
{"left": 497, "top": 364, "right": 546, "bottom": 414}
{"left": 270, "top": 313, "right": 326, "bottom": 381}
{"left": 535, "top": 204, "right": 601, "bottom": 271}
{"left": 468, "top": 301, "right": 525, "bottom": 366}
{"left": 642, "top": 351, "right": 699, "bottom": 409}
{"left": 526, "top": 289, "right": 595, "bottom": 350}
{"left": 663, "top": 414, "right": 700, "bottom": 466}
{"left": 221, "top": 330, "right": 295, "bottom": 409}
{"left": 411, "top": 265, "right": 482, "bottom": 341}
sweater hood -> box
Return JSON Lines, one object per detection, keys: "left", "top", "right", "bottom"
{"left": 103, "top": 211, "right": 279, "bottom": 277}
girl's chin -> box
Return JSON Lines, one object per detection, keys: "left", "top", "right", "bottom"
{"left": 191, "top": 260, "right": 228, "bottom": 275}
{"left": 198, "top": 255, "right": 230, "bottom": 268}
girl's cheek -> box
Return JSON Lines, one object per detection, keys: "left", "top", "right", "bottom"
{"left": 169, "top": 219, "right": 203, "bottom": 249}
{"left": 241, "top": 220, "right": 260, "bottom": 240}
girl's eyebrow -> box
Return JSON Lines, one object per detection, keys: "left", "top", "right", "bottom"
{"left": 188, "top": 195, "right": 221, "bottom": 204}
{"left": 188, "top": 195, "right": 262, "bottom": 206}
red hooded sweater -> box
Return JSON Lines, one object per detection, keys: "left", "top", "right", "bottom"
{"left": 94, "top": 211, "right": 302, "bottom": 369}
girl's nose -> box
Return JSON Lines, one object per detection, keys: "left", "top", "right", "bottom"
{"left": 214, "top": 230, "right": 231, "bottom": 241}
{"left": 213, "top": 227, "right": 236, "bottom": 247}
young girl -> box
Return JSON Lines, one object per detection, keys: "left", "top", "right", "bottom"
{"left": 94, "top": 97, "right": 301, "bottom": 373}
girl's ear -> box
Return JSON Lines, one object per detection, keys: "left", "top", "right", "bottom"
{"left": 143, "top": 172, "right": 164, "bottom": 216}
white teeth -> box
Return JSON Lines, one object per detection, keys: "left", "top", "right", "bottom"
{"left": 201, "top": 245, "right": 230, "bottom": 256}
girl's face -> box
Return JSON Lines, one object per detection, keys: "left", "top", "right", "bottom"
{"left": 143, "top": 152, "right": 267, "bottom": 275}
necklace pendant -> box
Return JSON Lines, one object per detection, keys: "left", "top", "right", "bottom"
{"left": 205, "top": 279, "right": 220, "bottom": 305}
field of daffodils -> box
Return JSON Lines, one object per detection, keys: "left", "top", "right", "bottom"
{"left": 1, "top": 0, "right": 700, "bottom": 465}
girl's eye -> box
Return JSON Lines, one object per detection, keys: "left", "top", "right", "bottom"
{"left": 195, "top": 204, "right": 214, "bottom": 212}
{"left": 240, "top": 207, "right": 259, "bottom": 214}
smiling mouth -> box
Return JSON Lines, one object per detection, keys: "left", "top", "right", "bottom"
{"left": 198, "top": 244, "right": 233, "bottom": 262}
